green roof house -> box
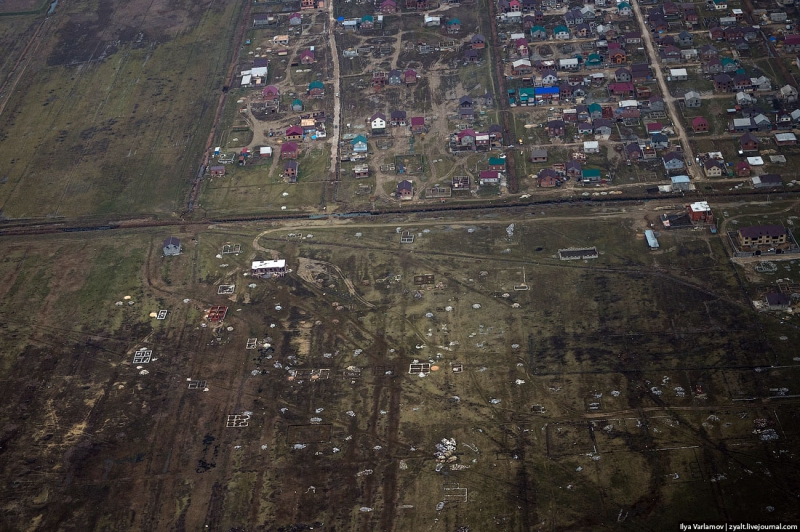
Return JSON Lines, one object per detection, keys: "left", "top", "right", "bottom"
{"left": 291, "top": 98, "right": 304, "bottom": 111}
{"left": 351, "top": 134, "right": 368, "bottom": 153}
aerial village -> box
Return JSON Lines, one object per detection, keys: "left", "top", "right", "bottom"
{"left": 197, "top": 0, "right": 800, "bottom": 218}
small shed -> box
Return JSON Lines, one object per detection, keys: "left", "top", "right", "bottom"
{"left": 163, "top": 237, "right": 181, "bottom": 256}
{"left": 644, "top": 229, "right": 659, "bottom": 250}
{"left": 671, "top": 175, "right": 691, "bottom": 191}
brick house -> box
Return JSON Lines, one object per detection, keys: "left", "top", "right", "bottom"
{"left": 692, "top": 116, "right": 709, "bottom": 133}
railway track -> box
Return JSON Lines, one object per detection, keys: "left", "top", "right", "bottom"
{"left": 1, "top": 187, "right": 799, "bottom": 238}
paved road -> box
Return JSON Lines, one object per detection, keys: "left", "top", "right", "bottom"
{"left": 631, "top": 0, "right": 700, "bottom": 180}
{"left": 326, "top": 6, "right": 342, "bottom": 179}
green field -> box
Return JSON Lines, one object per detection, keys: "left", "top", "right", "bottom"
{"left": 0, "top": 0, "right": 243, "bottom": 219}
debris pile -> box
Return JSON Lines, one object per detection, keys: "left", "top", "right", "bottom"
{"left": 434, "top": 438, "right": 458, "bottom": 464}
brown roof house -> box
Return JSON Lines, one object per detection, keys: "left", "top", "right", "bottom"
{"left": 284, "top": 160, "right": 299, "bottom": 182}
{"left": 737, "top": 225, "right": 789, "bottom": 248}
{"left": 397, "top": 179, "right": 413, "bottom": 200}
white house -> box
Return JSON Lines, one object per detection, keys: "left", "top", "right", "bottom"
{"left": 251, "top": 259, "right": 287, "bottom": 278}
{"left": 584, "top": 140, "right": 599, "bottom": 153}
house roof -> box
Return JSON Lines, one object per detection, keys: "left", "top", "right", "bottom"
{"left": 459, "top": 95, "right": 473, "bottom": 105}
{"left": 284, "top": 160, "right": 298, "bottom": 170}
{"left": 447, "top": 17, "right": 461, "bottom": 25}
{"left": 397, "top": 180, "right": 413, "bottom": 191}
{"left": 652, "top": 133, "right": 668, "bottom": 143}
{"left": 625, "top": 142, "right": 642, "bottom": 155}
{"left": 351, "top": 134, "right": 368, "bottom": 144}
{"left": 489, "top": 157, "right": 506, "bottom": 165}
{"left": 292, "top": 98, "right": 303, "bottom": 107}
{"left": 663, "top": 151, "right": 683, "bottom": 162}
{"left": 263, "top": 85, "right": 280, "bottom": 95}
{"left": 692, "top": 116, "right": 708, "bottom": 127}
{"left": 766, "top": 293, "right": 791, "bottom": 306}
{"left": 739, "top": 225, "right": 787, "bottom": 238}
{"left": 740, "top": 132, "right": 758, "bottom": 145}
{"left": 547, "top": 120, "right": 565, "bottom": 129}
{"left": 280, "top": 141, "right": 298, "bottom": 152}
{"left": 391, "top": 110, "right": 406, "bottom": 119}
{"left": 530, "top": 148, "right": 547, "bottom": 158}
{"left": 286, "top": 125, "right": 303, "bottom": 135}
{"left": 410, "top": 117, "right": 425, "bottom": 126}
{"left": 371, "top": 112, "right": 386, "bottom": 122}
{"left": 479, "top": 170, "right": 500, "bottom": 178}
{"left": 553, "top": 25, "right": 569, "bottom": 34}
{"left": 582, "top": 168, "right": 601, "bottom": 177}
{"left": 471, "top": 34, "right": 485, "bottom": 42}
{"left": 308, "top": 80, "right": 324, "bottom": 90}
{"left": 163, "top": 236, "right": 180, "bottom": 247}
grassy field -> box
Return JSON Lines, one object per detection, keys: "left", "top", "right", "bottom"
{"left": 0, "top": 0, "right": 243, "bottom": 219}
{"left": 1, "top": 201, "right": 800, "bottom": 530}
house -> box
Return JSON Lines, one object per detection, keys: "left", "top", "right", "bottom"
{"left": 530, "top": 25, "right": 547, "bottom": 39}
{"left": 474, "top": 170, "right": 500, "bottom": 186}
{"left": 360, "top": 15, "right": 375, "bottom": 29}
{"left": 663, "top": 151, "right": 684, "bottom": 171}
{"left": 784, "top": 35, "right": 800, "bottom": 52}
{"left": 713, "top": 74, "right": 734, "bottom": 92}
{"left": 446, "top": 18, "right": 461, "bottom": 34}
{"left": 566, "top": 160, "right": 582, "bottom": 177}
{"left": 775, "top": 132, "right": 797, "bottom": 146}
{"left": 540, "top": 70, "right": 558, "bottom": 86}
{"left": 379, "top": 0, "right": 398, "bottom": 12}
{"left": 704, "top": 158, "right": 725, "bottom": 177}
{"left": 291, "top": 99, "right": 304, "bottom": 112}
{"left": 280, "top": 142, "right": 299, "bottom": 159}
{"left": 351, "top": 135, "right": 368, "bottom": 153}
{"left": 263, "top": 85, "right": 280, "bottom": 102}
{"left": 737, "top": 225, "right": 788, "bottom": 247}
{"left": 553, "top": 25, "right": 570, "bottom": 40}
{"left": 704, "top": 58, "right": 722, "bottom": 75}
{"left": 512, "top": 59, "right": 533, "bottom": 75}
{"left": 529, "top": 148, "right": 547, "bottom": 162}
{"left": 751, "top": 76, "right": 771, "bottom": 92}
{"left": 735, "top": 160, "right": 751, "bottom": 176}
{"left": 733, "top": 74, "right": 751, "bottom": 92}
{"left": 692, "top": 116, "right": 709, "bottom": 133}
{"left": 289, "top": 13, "right": 302, "bottom": 25}
{"left": 422, "top": 15, "right": 440, "bottom": 27}
{"left": 254, "top": 14, "right": 270, "bottom": 27}
{"left": 558, "top": 58, "right": 579, "bottom": 71}
{"left": 388, "top": 70, "right": 402, "bottom": 85}
{"left": 588, "top": 103, "right": 603, "bottom": 119}
{"left": 471, "top": 34, "right": 486, "bottom": 49}
{"left": 670, "top": 68, "right": 688, "bottom": 81}
{"left": 251, "top": 259, "right": 287, "bottom": 278}
{"left": 299, "top": 49, "right": 315, "bottom": 65}
{"left": 308, "top": 80, "right": 325, "bottom": 97}
{"left": 659, "top": 45, "right": 681, "bottom": 63}
{"left": 631, "top": 63, "right": 651, "bottom": 83}
{"left": 766, "top": 293, "right": 791, "bottom": 310}
{"left": 733, "top": 118, "right": 758, "bottom": 133}
{"left": 464, "top": 49, "right": 479, "bottom": 63}
{"left": 410, "top": 116, "right": 425, "bottom": 133}
{"left": 617, "top": 1, "right": 631, "bottom": 15}
{"left": 284, "top": 125, "right": 303, "bottom": 141}
{"left": 584, "top": 140, "right": 600, "bottom": 153}
{"left": 391, "top": 110, "right": 407, "bottom": 127}
{"left": 615, "top": 68, "right": 632, "bottom": 82}
{"left": 574, "top": 23, "right": 590, "bottom": 38}
{"left": 625, "top": 142, "right": 643, "bottom": 160}
{"left": 259, "top": 147, "right": 272, "bottom": 159}
{"left": 624, "top": 32, "right": 642, "bottom": 45}
{"left": 684, "top": 91, "right": 701, "bottom": 108}
{"left": 397, "top": 180, "right": 413, "bottom": 200}
{"left": 581, "top": 168, "right": 602, "bottom": 182}
{"left": 646, "top": 123, "right": 663, "bottom": 135}
{"left": 585, "top": 53, "right": 602, "bottom": 69}
{"left": 515, "top": 38, "right": 530, "bottom": 58}
{"left": 284, "top": 160, "right": 299, "bottom": 182}
{"left": 578, "top": 121, "right": 594, "bottom": 135}
{"left": 592, "top": 118, "right": 612, "bottom": 136}
{"left": 780, "top": 85, "right": 798, "bottom": 102}
{"left": 538, "top": 170, "right": 559, "bottom": 188}
{"left": 752, "top": 174, "right": 784, "bottom": 188}
{"left": 700, "top": 44, "right": 718, "bottom": 60}
{"left": 404, "top": 69, "right": 418, "bottom": 85}
{"left": 608, "top": 82, "right": 634, "bottom": 97}
{"left": 677, "top": 30, "right": 693, "bottom": 47}
{"left": 720, "top": 57, "right": 738, "bottom": 73}
{"left": 564, "top": 8, "right": 582, "bottom": 26}
{"left": 687, "top": 201, "right": 714, "bottom": 223}
{"left": 547, "top": 120, "right": 565, "bottom": 137}
{"left": 712, "top": 0, "right": 727, "bottom": 9}
{"left": 740, "top": 133, "right": 759, "bottom": 152}
{"left": 489, "top": 157, "right": 507, "bottom": 171}
{"left": 456, "top": 129, "right": 476, "bottom": 148}
{"left": 608, "top": 46, "right": 627, "bottom": 64}
{"left": 210, "top": 165, "right": 226, "bottom": 177}
{"left": 371, "top": 112, "right": 387, "bottom": 133}
{"left": 406, "top": 0, "right": 428, "bottom": 9}
{"left": 163, "top": 237, "right": 181, "bottom": 256}
{"left": 651, "top": 133, "right": 669, "bottom": 149}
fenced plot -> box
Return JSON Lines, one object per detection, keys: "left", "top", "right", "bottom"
{"left": 246, "top": 338, "right": 258, "bottom": 349}
{"left": 222, "top": 244, "right": 241, "bottom": 254}
{"left": 226, "top": 414, "right": 250, "bottom": 428}
{"left": 372, "top": 365, "right": 395, "bottom": 377}
{"left": 343, "top": 366, "right": 362, "bottom": 379}
{"left": 207, "top": 306, "right": 228, "bottom": 322}
{"left": 409, "top": 363, "right": 431, "bottom": 374}
{"left": 426, "top": 186, "right": 451, "bottom": 198}
{"left": 156, "top": 310, "right": 168, "bottom": 320}
{"left": 414, "top": 274, "right": 435, "bottom": 285}
{"left": 132, "top": 349, "right": 152, "bottom": 364}
{"left": 452, "top": 364, "right": 464, "bottom": 373}
{"left": 287, "top": 424, "right": 333, "bottom": 443}
{"left": 217, "top": 285, "right": 235, "bottom": 295}
{"left": 558, "top": 247, "right": 599, "bottom": 260}
{"left": 443, "top": 482, "right": 468, "bottom": 502}
{"left": 289, "top": 368, "right": 331, "bottom": 380}
{"left": 188, "top": 380, "right": 207, "bottom": 390}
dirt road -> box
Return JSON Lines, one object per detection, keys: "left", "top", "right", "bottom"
{"left": 631, "top": 0, "right": 700, "bottom": 180}
{"left": 326, "top": 5, "right": 342, "bottom": 179}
